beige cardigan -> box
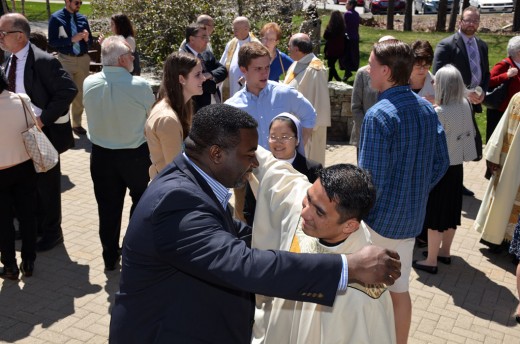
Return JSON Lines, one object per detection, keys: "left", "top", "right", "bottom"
{"left": 144, "top": 99, "right": 184, "bottom": 179}
{"left": 0, "top": 91, "right": 32, "bottom": 169}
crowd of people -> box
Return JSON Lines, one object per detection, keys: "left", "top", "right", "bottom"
{"left": 1, "top": 1, "right": 520, "bottom": 343}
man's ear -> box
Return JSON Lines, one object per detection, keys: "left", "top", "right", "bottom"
{"left": 342, "top": 219, "right": 360, "bottom": 235}
{"left": 208, "top": 145, "right": 223, "bottom": 164}
{"left": 239, "top": 66, "right": 248, "bottom": 75}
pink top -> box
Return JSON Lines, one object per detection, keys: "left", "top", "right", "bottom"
{"left": 0, "top": 91, "right": 32, "bottom": 169}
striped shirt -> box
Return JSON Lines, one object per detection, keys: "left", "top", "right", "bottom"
{"left": 359, "top": 85, "right": 449, "bottom": 239}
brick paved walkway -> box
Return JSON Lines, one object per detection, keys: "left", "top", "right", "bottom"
{"left": 1, "top": 129, "right": 520, "bottom": 343}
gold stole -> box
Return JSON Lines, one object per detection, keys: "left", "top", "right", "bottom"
{"left": 289, "top": 218, "right": 387, "bottom": 299}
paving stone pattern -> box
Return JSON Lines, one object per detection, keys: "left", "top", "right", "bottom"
{"left": 1, "top": 120, "right": 520, "bottom": 342}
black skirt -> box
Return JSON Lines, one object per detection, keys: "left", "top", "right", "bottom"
{"left": 423, "top": 164, "right": 463, "bottom": 232}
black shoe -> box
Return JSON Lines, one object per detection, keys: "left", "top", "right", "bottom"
{"left": 36, "top": 235, "right": 64, "bottom": 252}
{"left": 412, "top": 260, "right": 438, "bottom": 274}
{"left": 462, "top": 185, "right": 474, "bottom": 196}
{"left": 20, "top": 261, "right": 34, "bottom": 277}
{"left": 104, "top": 255, "right": 121, "bottom": 271}
{"left": 422, "top": 251, "right": 451, "bottom": 265}
{"left": 0, "top": 264, "right": 20, "bottom": 280}
{"left": 72, "top": 126, "right": 87, "bottom": 135}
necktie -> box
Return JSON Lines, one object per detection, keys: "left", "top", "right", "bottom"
{"left": 70, "top": 15, "right": 81, "bottom": 55}
{"left": 7, "top": 55, "right": 17, "bottom": 92}
{"left": 467, "top": 40, "right": 480, "bottom": 88}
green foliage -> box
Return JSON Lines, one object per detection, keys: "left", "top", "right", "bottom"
{"left": 90, "top": 0, "right": 297, "bottom": 67}
{"left": 9, "top": 1, "right": 91, "bottom": 21}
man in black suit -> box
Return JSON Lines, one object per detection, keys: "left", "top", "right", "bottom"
{"left": 180, "top": 22, "right": 227, "bottom": 112}
{"left": 0, "top": 13, "right": 77, "bottom": 252}
{"left": 109, "top": 104, "right": 401, "bottom": 344}
{"left": 432, "top": 5, "right": 490, "bottom": 196}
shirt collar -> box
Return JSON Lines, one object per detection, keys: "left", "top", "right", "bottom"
{"left": 185, "top": 44, "right": 199, "bottom": 56}
{"left": 458, "top": 30, "right": 475, "bottom": 45}
{"left": 379, "top": 84, "right": 411, "bottom": 100}
{"left": 182, "top": 152, "right": 232, "bottom": 209}
{"left": 13, "top": 41, "right": 30, "bottom": 60}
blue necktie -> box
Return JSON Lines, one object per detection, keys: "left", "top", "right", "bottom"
{"left": 467, "top": 40, "right": 480, "bottom": 88}
{"left": 70, "top": 15, "right": 81, "bottom": 55}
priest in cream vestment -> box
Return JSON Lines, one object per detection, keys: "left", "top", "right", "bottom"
{"left": 250, "top": 147, "right": 396, "bottom": 344}
{"left": 475, "top": 93, "right": 520, "bottom": 245}
{"left": 284, "top": 33, "right": 331, "bottom": 165}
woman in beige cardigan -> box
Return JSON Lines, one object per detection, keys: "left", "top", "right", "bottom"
{"left": 145, "top": 52, "right": 205, "bottom": 179}
{"left": 0, "top": 69, "right": 38, "bottom": 279}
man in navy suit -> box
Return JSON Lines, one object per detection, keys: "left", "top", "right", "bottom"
{"left": 109, "top": 104, "right": 401, "bottom": 343}
{"left": 181, "top": 22, "right": 227, "bottom": 112}
{"left": 0, "top": 13, "right": 77, "bottom": 253}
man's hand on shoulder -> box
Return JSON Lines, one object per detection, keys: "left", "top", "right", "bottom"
{"left": 347, "top": 245, "right": 401, "bottom": 286}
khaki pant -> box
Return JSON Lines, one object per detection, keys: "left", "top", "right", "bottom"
{"left": 58, "top": 53, "right": 91, "bottom": 127}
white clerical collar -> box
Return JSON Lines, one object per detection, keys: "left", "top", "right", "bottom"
{"left": 185, "top": 44, "right": 199, "bottom": 56}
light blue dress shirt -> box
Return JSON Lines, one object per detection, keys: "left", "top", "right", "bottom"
{"left": 83, "top": 66, "right": 155, "bottom": 149}
{"left": 225, "top": 80, "right": 317, "bottom": 149}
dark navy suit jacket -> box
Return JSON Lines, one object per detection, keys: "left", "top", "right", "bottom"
{"left": 109, "top": 154, "right": 342, "bottom": 343}
{"left": 432, "top": 32, "right": 490, "bottom": 113}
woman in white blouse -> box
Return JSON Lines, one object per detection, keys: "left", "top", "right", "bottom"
{"left": 413, "top": 64, "right": 477, "bottom": 274}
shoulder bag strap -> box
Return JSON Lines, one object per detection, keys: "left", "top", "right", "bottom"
{"left": 18, "top": 94, "right": 39, "bottom": 130}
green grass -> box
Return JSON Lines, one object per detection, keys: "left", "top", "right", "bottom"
{"left": 9, "top": 1, "right": 92, "bottom": 21}
{"left": 294, "top": 12, "right": 512, "bottom": 143}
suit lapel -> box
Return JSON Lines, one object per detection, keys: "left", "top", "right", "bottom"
{"left": 173, "top": 155, "right": 235, "bottom": 230}
{"left": 23, "top": 45, "right": 35, "bottom": 99}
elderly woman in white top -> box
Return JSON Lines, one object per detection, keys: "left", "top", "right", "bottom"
{"left": 413, "top": 64, "right": 477, "bottom": 274}
{"left": 0, "top": 69, "right": 38, "bottom": 280}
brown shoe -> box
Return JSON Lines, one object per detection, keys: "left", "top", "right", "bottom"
{"left": 72, "top": 126, "right": 87, "bottom": 135}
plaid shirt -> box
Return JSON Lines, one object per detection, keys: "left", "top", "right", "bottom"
{"left": 359, "top": 85, "right": 449, "bottom": 239}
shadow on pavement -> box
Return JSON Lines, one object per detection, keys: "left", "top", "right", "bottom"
{"left": 414, "top": 251, "right": 518, "bottom": 327}
{"left": 0, "top": 245, "right": 102, "bottom": 342}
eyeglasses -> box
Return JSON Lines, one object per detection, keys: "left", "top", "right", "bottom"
{"left": 0, "top": 30, "right": 22, "bottom": 38}
{"left": 261, "top": 37, "right": 278, "bottom": 43}
{"left": 413, "top": 63, "right": 431, "bottom": 71}
{"left": 194, "top": 35, "right": 210, "bottom": 40}
{"left": 268, "top": 135, "right": 295, "bottom": 143}
{"left": 461, "top": 18, "right": 479, "bottom": 24}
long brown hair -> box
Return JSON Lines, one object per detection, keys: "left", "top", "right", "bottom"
{"left": 155, "top": 52, "right": 199, "bottom": 139}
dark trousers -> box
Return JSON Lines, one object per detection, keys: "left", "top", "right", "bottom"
{"left": 90, "top": 143, "right": 150, "bottom": 265}
{"left": 486, "top": 108, "right": 503, "bottom": 143}
{"left": 327, "top": 57, "right": 341, "bottom": 81}
{"left": 0, "top": 160, "right": 38, "bottom": 265}
{"left": 37, "top": 159, "right": 62, "bottom": 239}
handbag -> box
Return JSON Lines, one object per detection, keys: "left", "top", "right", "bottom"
{"left": 483, "top": 59, "right": 511, "bottom": 110}
{"left": 19, "top": 95, "right": 59, "bottom": 173}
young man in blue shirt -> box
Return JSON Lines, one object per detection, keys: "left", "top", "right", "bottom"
{"left": 359, "top": 39, "right": 449, "bottom": 344}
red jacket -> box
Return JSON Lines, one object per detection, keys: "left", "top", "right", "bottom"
{"left": 489, "top": 57, "right": 520, "bottom": 112}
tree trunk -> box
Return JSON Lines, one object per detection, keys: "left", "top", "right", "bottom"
{"left": 9, "top": 0, "right": 15, "bottom": 12}
{"left": 21, "top": 0, "right": 25, "bottom": 15}
{"left": 1, "top": 0, "right": 8, "bottom": 14}
{"left": 513, "top": 0, "right": 520, "bottom": 31}
{"left": 386, "top": 0, "right": 395, "bottom": 30}
{"left": 46, "top": 0, "right": 51, "bottom": 19}
{"left": 462, "top": 0, "right": 470, "bottom": 10}
{"left": 448, "top": 0, "right": 460, "bottom": 32}
{"left": 435, "top": 0, "right": 448, "bottom": 31}
{"left": 403, "top": 0, "right": 413, "bottom": 31}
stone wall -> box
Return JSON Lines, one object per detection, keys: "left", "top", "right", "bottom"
{"left": 327, "top": 81, "right": 353, "bottom": 143}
